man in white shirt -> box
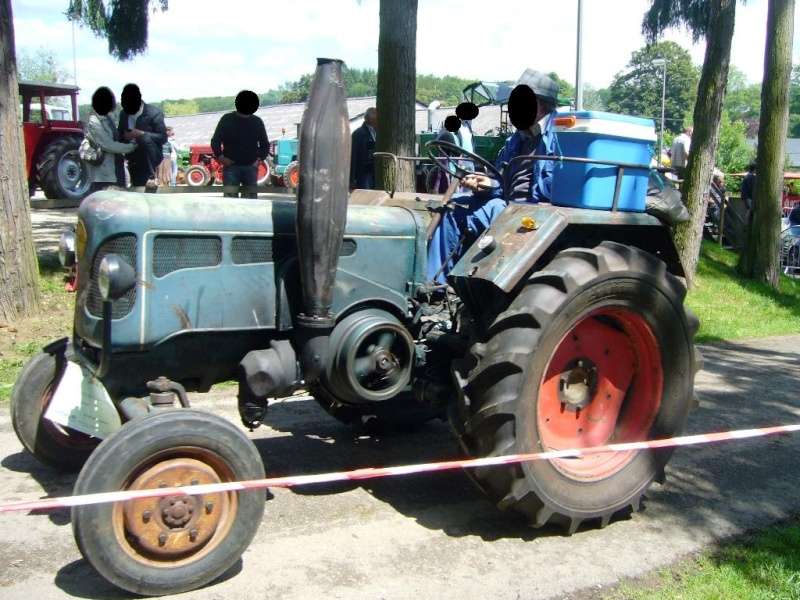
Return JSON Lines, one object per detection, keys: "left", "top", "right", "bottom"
{"left": 670, "top": 126, "right": 693, "bottom": 173}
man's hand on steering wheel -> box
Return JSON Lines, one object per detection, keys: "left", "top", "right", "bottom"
{"left": 425, "top": 140, "right": 503, "bottom": 190}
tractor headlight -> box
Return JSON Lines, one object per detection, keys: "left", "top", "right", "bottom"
{"left": 97, "top": 254, "right": 136, "bottom": 301}
{"left": 58, "top": 231, "right": 77, "bottom": 267}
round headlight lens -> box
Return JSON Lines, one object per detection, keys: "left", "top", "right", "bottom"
{"left": 97, "top": 256, "right": 114, "bottom": 300}
{"left": 97, "top": 254, "right": 137, "bottom": 301}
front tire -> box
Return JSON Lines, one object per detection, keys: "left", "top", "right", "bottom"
{"left": 282, "top": 161, "right": 299, "bottom": 189}
{"left": 37, "top": 136, "right": 91, "bottom": 200}
{"left": 10, "top": 350, "right": 100, "bottom": 471}
{"left": 72, "top": 410, "right": 266, "bottom": 596}
{"left": 185, "top": 165, "right": 211, "bottom": 187}
{"left": 455, "top": 242, "right": 700, "bottom": 532}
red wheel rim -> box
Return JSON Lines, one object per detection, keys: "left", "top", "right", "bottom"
{"left": 187, "top": 169, "right": 205, "bottom": 185}
{"left": 288, "top": 168, "right": 299, "bottom": 187}
{"left": 537, "top": 308, "right": 663, "bottom": 480}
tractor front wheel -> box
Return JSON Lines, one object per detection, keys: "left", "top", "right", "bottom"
{"left": 185, "top": 165, "right": 211, "bottom": 187}
{"left": 72, "top": 409, "right": 266, "bottom": 596}
{"left": 456, "top": 242, "right": 700, "bottom": 533}
{"left": 11, "top": 350, "right": 100, "bottom": 471}
{"left": 282, "top": 161, "right": 299, "bottom": 189}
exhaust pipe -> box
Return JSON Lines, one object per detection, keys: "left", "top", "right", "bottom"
{"left": 295, "top": 58, "right": 351, "bottom": 383}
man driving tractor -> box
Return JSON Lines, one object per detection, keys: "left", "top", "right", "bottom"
{"left": 427, "top": 69, "right": 560, "bottom": 285}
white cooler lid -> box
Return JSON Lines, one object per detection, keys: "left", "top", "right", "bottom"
{"left": 554, "top": 111, "right": 657, "bottom": 142}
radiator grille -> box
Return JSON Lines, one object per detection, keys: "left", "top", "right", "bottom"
{"left": 87, "top": 234, "right": 138, "bottom": 319}
{"left": 153, "top": 235, "right": 222, "bottom": 277}
{"left": 232, "top": 237, "right": 273, "bottom": 264}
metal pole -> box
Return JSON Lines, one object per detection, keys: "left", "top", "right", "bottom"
{"left": 659, "top": 60, "right": 666, "bottom": 167}
{"left": 575, "top": 0, "right": 584, "bottom": 111}
{"left": 71, "top": 21, "right": 78, "bottom": 85}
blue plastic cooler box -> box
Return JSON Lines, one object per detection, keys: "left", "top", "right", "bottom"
{"left": 550, "top": 111, "right": 656, "bottom": 212}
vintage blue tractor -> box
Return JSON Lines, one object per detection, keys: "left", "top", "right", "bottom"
{"left": 11, "top": 59, "right": 700, "bottom": 596}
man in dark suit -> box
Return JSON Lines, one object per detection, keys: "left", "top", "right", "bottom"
{"left": 118, "top": 83, "right": 167, "bottom": 187}
{"left": 349, "top": 107, "right": 377, "bottom": 190}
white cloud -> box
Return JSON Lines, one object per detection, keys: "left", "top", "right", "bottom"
{"left": 11, "top": 0, "right": 799, "bottom": 107}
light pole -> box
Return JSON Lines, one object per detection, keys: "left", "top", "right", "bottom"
{"left": 652, "top": 58, "right": 667, "bottom": 167}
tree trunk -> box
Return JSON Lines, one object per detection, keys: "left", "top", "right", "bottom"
{"left": 0, "top": 0, "right": 41, "bottom": 324}
{"left": 737, "top": 0, "right": 794, "bottom": 286}
{"left": 672, "top": 0, "right": 735, "bottom": 285}
{"left": 375, "top": 0, "right": 417, "bottom": 192}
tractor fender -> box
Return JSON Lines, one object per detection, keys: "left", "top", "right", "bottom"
{"left": 450, "top": 202, "right": 685, "bottom": 295}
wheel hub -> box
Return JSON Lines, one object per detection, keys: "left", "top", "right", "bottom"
{"left": 558, "top": 358, "right": 598, "bottom": 412}
{"left": 121, "top": 457, "right": 230, "bottom": 559}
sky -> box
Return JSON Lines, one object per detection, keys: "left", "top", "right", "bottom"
{"left": 11, "top": 0, "right": 800, "bottom": 107}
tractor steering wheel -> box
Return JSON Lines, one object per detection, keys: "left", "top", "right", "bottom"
{"left": 425, "top": 140, "right": 503, "bottom": 187}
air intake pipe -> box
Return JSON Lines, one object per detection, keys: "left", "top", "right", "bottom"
{"left": 295, "top": 58, "right": 351, "bottom": 383}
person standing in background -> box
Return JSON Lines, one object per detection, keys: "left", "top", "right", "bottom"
{"left": 211, "top": 90, "right": 270, "bottom": 199}
{"left": 350, "top": 107, "right": 377, "bottom": 190}
{"left": 741, "top": 161, "right": 757, "bottom": 224}
{"left": 167, "top": 127, "right": 180, "bottom": 186}
{"left": 670, "top": 126, "right": 693, "bottom": 174}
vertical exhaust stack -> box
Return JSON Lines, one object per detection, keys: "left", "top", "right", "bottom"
{"left": 295, "top": 58, "right": 351, "bottom": 383}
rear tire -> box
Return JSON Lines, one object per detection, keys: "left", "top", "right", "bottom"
{"left": 72, "top": 409, "right": 266, "bottom": 596}
{"left": 455, "top": 242, "right": 701, "bottom": 533}
{"left": 37, "top": 136, "right": 91, "bottom": 200}
{"left": 256, "top": 161, "right": 271, "bottom": 185}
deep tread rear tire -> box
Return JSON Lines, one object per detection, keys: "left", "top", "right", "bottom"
{"left": 72, "top": 409, "right": 266, "bottom": 596}
{"left": 454, "top": 242, "right": 701, "bottom": 532}
{"left": 37, "top": 136, "right": 90, "bottom": 200}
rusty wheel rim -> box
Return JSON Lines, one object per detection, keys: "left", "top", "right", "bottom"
{"left": 114, "top": 449, "right": 237, "bottom": 566}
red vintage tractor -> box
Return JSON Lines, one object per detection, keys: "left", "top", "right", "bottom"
{"left": 21, "top": 80, "right": 90, "bottom": 200}
{"left": 184, "top": 144, "right": 271, "bottom": 187}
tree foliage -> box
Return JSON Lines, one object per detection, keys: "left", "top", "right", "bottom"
{"left": 715, "top": 111, "right": 756, "bottom": 173}
{"left": 605, "top": 40, "right": 698, "bottom": 134}
{"left": 17, "top": 46, "right": 70, "bottom": 83}
{"left": 163, "top": 99, "right": 199, "bottom": 116}
{"left": 281, "top": 73, "right": 314, "bottom": 104}
{"left": 725, "top": 65, "right": 761, "bottom": 121}
{"left": 789, "top": 62, "right": 800, "bottom": 137}
{"left": 67, "top": 0, "right": 168, "bottom": 61}
{"left": 548, "top": 72, "right": 576, "bottom": 104}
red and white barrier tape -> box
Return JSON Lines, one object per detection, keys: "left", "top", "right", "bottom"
{"left": 2, "top": 423, "right": 800, "bottom": 514}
